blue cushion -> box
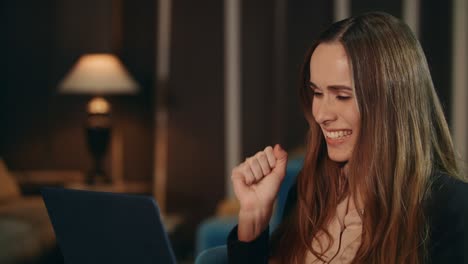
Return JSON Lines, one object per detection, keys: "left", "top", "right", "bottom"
{"left": 195, "top": 216, "right": 237, "bottom": 255}
{"left": 194, "top": 245, "right": 228, "bottom": 264}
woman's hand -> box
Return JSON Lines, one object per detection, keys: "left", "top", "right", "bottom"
{"left": 231, "top": 144, "right": 288, "bottom": 241}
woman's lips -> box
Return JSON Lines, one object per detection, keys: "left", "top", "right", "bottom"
{"left": 324, "top": 129, "right": 352, "bottom": 145}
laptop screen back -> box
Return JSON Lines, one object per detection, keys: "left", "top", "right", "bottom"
{"left": 41, "top": 187, "right": 176, "bottom": 264}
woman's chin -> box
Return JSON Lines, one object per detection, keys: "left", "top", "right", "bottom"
{"left": 327, "top": 153, "right": 350, "bottom": 163}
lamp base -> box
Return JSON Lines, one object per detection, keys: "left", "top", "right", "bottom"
{"left": 86, "top": 113, "right": 112, "bottom": 185}
{"left": 86, "top": 169, "right": 111, "bottom": 185}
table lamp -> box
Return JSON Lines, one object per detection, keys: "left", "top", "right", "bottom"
{"left": 58, "top": 53, "right": 139, "bottom": 184}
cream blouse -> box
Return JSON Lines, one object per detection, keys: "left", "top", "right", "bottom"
{"left": 305, "top": 196, "right": 363, "bottom": 263}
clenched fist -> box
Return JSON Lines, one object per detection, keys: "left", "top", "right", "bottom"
{"left": 231, "top": 144, "right": 288, "bottom": 241}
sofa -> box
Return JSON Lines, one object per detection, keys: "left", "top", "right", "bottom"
{"left": 0, "top": 158, "right": 72, "bottom": 264}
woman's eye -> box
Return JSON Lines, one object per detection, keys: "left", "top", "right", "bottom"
{"left": 313, "top": 91, "right": 323, "bottom": 97}
{"left": 337, "top": 95, "right": 351, "bottom": 100}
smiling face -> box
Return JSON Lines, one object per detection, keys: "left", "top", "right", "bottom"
{"left": 310, "top": 42, "right": 360, "bottom": 163}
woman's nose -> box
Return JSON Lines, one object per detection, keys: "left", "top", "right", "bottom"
{"left": 313, "top": 99, "right": 337, "bottom": 125}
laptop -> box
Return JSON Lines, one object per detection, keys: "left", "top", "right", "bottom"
{"left": 41, "top": 187, "right": 177, "bottom": 264}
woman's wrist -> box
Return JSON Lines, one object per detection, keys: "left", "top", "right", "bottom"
{"left": 237, "top": 208, "right": 271, "bottom": 242}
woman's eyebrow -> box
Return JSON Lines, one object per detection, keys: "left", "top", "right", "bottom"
{"left": 328, "top": 85, "right": 352, "bottom": 91}
{"left": 309, "top": 81, "right": 352, "bottom": 91}
{"left": 308, "top": 81, "right": 317, "bottom": 88}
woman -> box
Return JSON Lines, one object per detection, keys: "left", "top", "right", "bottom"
{"left": 227, "top": 12, "right": 468, "bottom": 263}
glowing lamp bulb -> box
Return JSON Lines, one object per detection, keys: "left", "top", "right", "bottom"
{"left": 87, "top": 97, "right": 111, "bottom": 114}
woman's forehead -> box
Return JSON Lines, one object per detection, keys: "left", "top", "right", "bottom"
{"left": 309, "top": 43, "right": 353, "bottom": 89}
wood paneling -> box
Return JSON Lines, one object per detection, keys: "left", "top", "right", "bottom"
{"left": 420, "top": 0, "right": 453, "bottom": 125}
{"left": 166, "top": 0, "right": 224, "bottom": 220}
{"left": 241, "top": 0, "right": 275, "bottom": 157}
{"left": 351, "top": 0, "right": 402, "bottom": 18}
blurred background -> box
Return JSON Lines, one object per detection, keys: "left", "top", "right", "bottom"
{"left": 0, "top": 0, "right": 466, "bottom": 263}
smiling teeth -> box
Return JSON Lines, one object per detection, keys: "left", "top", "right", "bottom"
{"left": 325, "top": 130, "right": 352, "bottom": 139}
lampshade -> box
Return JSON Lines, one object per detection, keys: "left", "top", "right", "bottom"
{"left": 58, "top": 53, "right": 139, "bottom": 94}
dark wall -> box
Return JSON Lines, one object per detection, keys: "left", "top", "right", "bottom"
{"left": 166, "top": 0, "right": 224, "bottom": 220}
{"left": 420, "top": 0, "right": 453, "bottom": 125}
{"left": 119, "top": 0, "right": 155, "bottom": 181}
{"left": 241, "top": 0, "right": 275, "bottom": 157}
{"left": 1, "top": 1, "right": 55, "bottom": 167}
{"left": 1, "top": 0, "right": 154, "bottom": 181}
{"left": 352, "top": 0, "right": 402, "bottom": 17}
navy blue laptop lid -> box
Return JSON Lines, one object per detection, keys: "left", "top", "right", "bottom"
{"left": 41, "top": 187, "right": 176, "bottom": 264}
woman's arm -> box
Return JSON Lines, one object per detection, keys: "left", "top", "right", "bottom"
{"left": 227, "top": 182, "right": 298, "bottom": 264}
{"left": 227, "top": 225, "right": 270, "bottom": 264}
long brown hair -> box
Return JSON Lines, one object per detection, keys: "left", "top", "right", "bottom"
{"left": 270, "top": 12, "right": 461, "bottom": 263}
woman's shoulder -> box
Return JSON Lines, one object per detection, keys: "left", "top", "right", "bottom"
{"left": 429, "top": 171, "right": 468, "bottom": 208}
{"left": 427, "top": 171, "right": 468, "bottom": 215}
{"left": 426, "top": 171, "right": 468, "bottom": 261}
{"left": 426, "top": 171, "right": 468, "bottom": 233}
